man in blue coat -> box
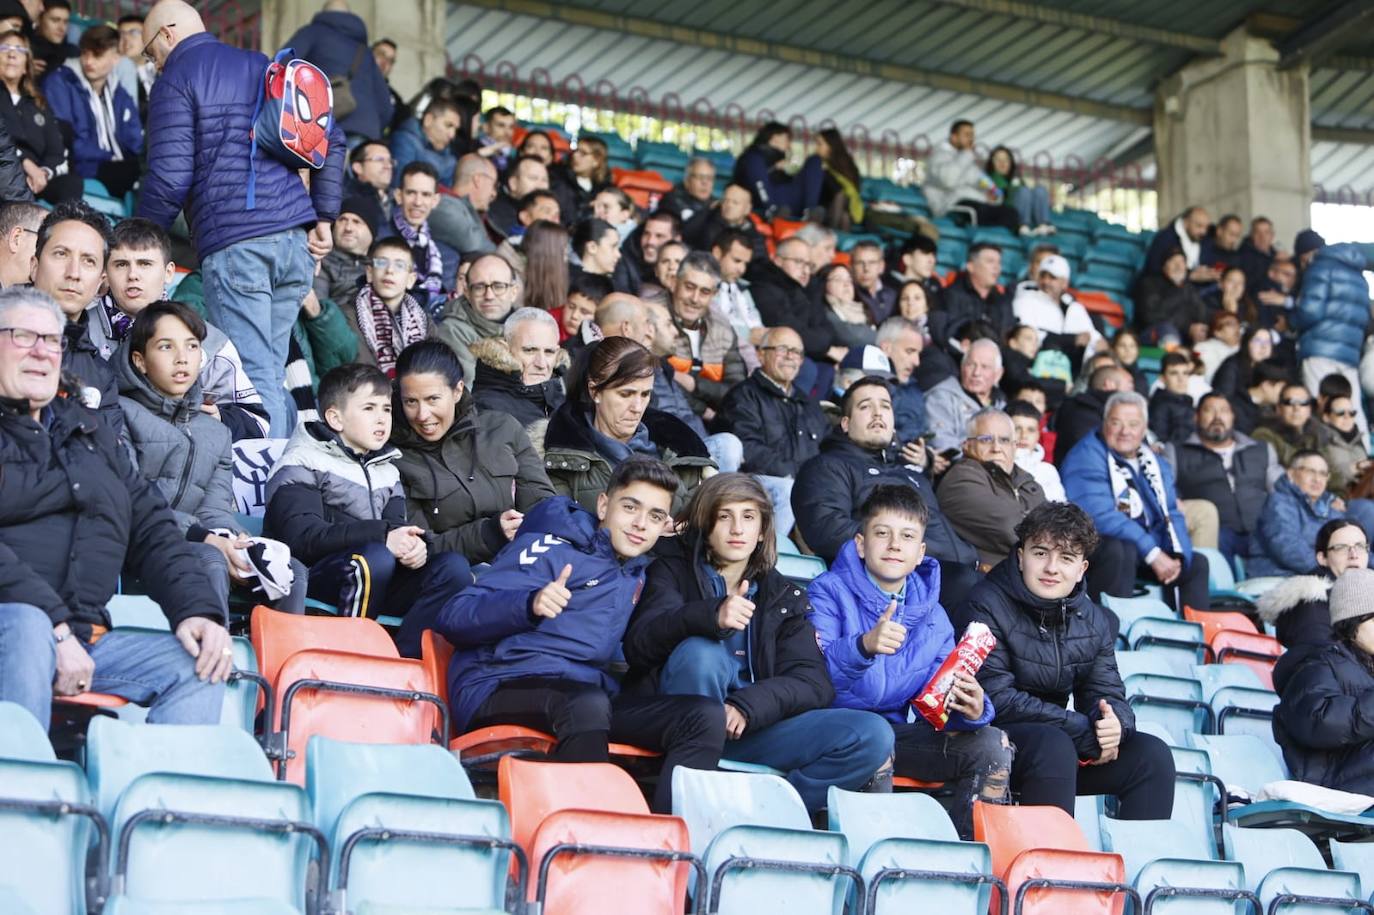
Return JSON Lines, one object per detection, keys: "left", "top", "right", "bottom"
{"left": 808, "top": 484, "right": 1010, "bottom": 839}
{"left": 138, "top": 0, "right": 344, "bottom": 437}
{"left": 1294, "top": 237, "right": 1374, "bottom": 435}
{"left": 430, "top": 458, "right": 724, "bottom": 814}
{"left": 284, "top": 0, "right": 393, "bottom": 144}
{"left": 1062, "top": 390, "right": 1210, "bottom": 613}
{"left": 42, "top": 25, "right": 142, "bottom": 197}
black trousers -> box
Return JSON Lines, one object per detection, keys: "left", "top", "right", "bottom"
{"left": 469, "top": 677, "right": 725, "bottom": 813}
{"left": 96, "top": 158, "right": 141, "bottom": 198}
{"left": 1003, "top": 723, "right": 1175, "bottom": 818}
{"left": 1087, "top": 536, "right": 1210, "bottom": 613}
{"left": 955, "top": 199, "right": 1020, "bottom": 231}
{"left": 893, "top": 721, "right": 1012, "bottom": 840}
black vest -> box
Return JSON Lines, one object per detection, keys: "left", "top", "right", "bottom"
{"left": 1172, "top": 439, "right": 1270, "bottom": 533}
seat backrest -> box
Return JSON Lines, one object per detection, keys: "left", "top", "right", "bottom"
{"left": 777, "top": 553, "right": 827, "bottom": 582}
{"left": 1100, "top": 595, "right": 1175, "bottom": 630}
{"left": 1186, "top": 733, "right": 1287, "bottom": 795}
{"left": 1211, "top": 630, "right": 1282, "bottom": 690}
{"left": 1167, "top": 746, "right": 1221, "bottom": 859}
{"left": 500, "top": 757, "right": 648, "bottom": 856}
{"left": 1127, "top": 617, "right": 1206, "bottom": 650}
{"left": 1330, "top": 839, "right": 1374, "bottom": 892}
{"left": 221, "top": 635, "right": 260, "bottom": 733}
{"left": 826, "top": 787, "right": 958, "bottom": 858}
{"left": 1123, "top": 673, "right": 1203, "bottom": 702}
{"left": 250, "top": 604, "right": 398, "bottom": 689}
{"left": 1194, "top": 547, "right": 1238, "bottom": 592}
{"left": 1223, "top": 824, "right": 1326, "bottom": 887}
{"left": 1074, "top": 796, "right": 1106, "bottom": 852}
{"left": 1182, "top": 607, "right": 1257, "bottom": 645}
{"left": 531, "top": 808, "right": 695, "bottom": 914}
{"left": 419, "top": 629, "right": 455, "bottom": 707}
{"left": 1099, "top": 817, "right": 1213, "bottom": 884}
{"left": 1115, "top": 651, "right": 1184, "bottom": 680}
{"left": 672, "top": 767, "right": 811, "bottom": 859}
{"left": 1002, "top": 847, "right": 1126, "bottom": 915}
{"left": 0, "top": 758, "right": 93, "bottom": 915}
{"left": 972, "top": 801, "right": 1091, "bottom": 868}
{"left": 106, "top": 595, "right": 170, "bottom": 631}
{"left": 1193, "top": 663, "right": 1263, "bottom": 700}
{"left": 0, "top": 700, "right": 55, "bottom": 762}
{"left": 274, "top": 649, "right": 439, "bottom": 784}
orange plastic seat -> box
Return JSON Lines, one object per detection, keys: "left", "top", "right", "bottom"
{"left": 54, "top": 692, "right": 128, "bottom": 709}
{"left": 1210, "top": 630, "right": 1281, "bottom": 690}
{"left": 1183, "top": 607, "right": 1259, "bottom": 656}
{"left": 1076, "top": 291, "right": 1126, "bottom": 329}
{"left": 771, "top": 217, "right": 806, "bottom": 241}
{"left": 973, "top": 801, "right": 1132, "bottom": 915}
{"left": 251, "top": 605, "right": 398, "bottom": 688}
{"left": 420, "top": 628, "right": 453, "bottom": 706}
{"left": 611, "top": 168, "right": 673, "bottom": 211}
{"left": 892, "top": 776, "right": 945, "bottom": 790}
{"left": 499, "top": 757, "right": 697, "bottom": 913}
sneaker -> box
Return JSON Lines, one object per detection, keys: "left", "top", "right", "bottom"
{"left": 1018, "top": 225, "right": 1033, "bottom": 237}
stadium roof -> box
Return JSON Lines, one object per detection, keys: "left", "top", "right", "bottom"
{"left": 448, "top": 0, "right": 1374, "bottom": 197}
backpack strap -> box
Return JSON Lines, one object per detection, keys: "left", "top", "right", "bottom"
{"left": 347, "top": 42, "right": 365, "bottom": 79}
{"left": 247, "top": 48, "right": 295, "bottom": 211}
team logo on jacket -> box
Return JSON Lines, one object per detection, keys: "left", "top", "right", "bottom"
{"left": 518, "top": 534, "right": 567, "bottom": 566}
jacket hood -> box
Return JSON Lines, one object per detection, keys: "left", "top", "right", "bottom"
{"left": 818, "top": 428, "right": 899, "bottom": 463}
{"left": 309, "top": 9, "right": 366, "bottom": 40}
{"left": 1257, "top": 573, "right": 1333, "bottom": 623}
{"left": 543, "top": 401, "right": 711, "bottom": 460}
{"left": 390, "top": 387, "right": 477, "bottom": 451}
{"left": 985, "top": 550, "right": 1090, "bottom": 623}
{"left": 830, "top": 538, "right": 942, "bottom": 621}
{"left": 518, "top": 493, "right": 603, "bottom": 554}
{"left": 112, "top": 335, "right": 202, "bottom": 423}
{"left": 470, "top": 335, "right": 570, "bottom": 377}
{"left": 298, "top": 419, "right": 401, "bottom": 468}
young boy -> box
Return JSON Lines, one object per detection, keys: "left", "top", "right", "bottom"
{"left": 265, "top": 364, "right": 471, "bottom": 652}
{"left": 93, "top": 218, "right": 270, "bottom": 440}
{"left": 116, "top": 301, "right": 305, "bottom": 613}
{"left": 432, "top": 458, "right": 724, "bottom": 814}
{"left": 1010, "top": 399, "right": 1065, "bottom": 502}
{"left": 807, "top": 484, "right": 1011, "bottom": 840}
{"left": 341, "top": 236, "right": 426, "bottom": 377}
{"left": 1149, "top": 351, "right": 1198, "bottom": 445}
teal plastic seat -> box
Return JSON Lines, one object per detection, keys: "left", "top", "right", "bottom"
{"left": 1331, "top": 841, "right": 1374, "bottom": 903}
{"left": 1127, "top": 618, "right": 1207, "bottom": 667}
{"left": 826, "top": 788, "right": 995, "bottom": 913}
{"left": 1116, "top": 650, "right": 1186, "bottom": 679}
{"left": 1209, "top": 686, "right": 1278, "bottom": 745}
{"left": 777, "top": 553, "right": 826, "bottom": 583}
{"left": 1102, "top": 594, "right": 1176, "bottom": 630}
{"left": 1100, "top": 816, "right": 1253, "bottom": 913}
{"left": 222, "top": 635, "right": 262, "bottom": 733}
{"left": 1186, "top": 733, "right": 1286, "bottom": 796}
{"left": 1224, "top": 825, "right": 1367, "bottom": 914}
{"left": 1169, "top": 746, "right": 1223, "bottom": 859}
{"left": 1123, "top": 673, "right": 1211, "bottom": 744}
{"left": 0, "top": 757, "right": 101, "bottom": 915}
{"left": 1193, "top": 664, "right": 1263, "bottom": 701}
{"left": 103, "top": 899, "right": 300, "bottom": 914}
{"left": 1074, "top": 796, "right": 1106, "bottom": 851}
{"left": 0, "top": 700, "right": 55, "bottom": 761}
{"left": 306, "top": 737, "right": 516, "bottom": 911}
{"left": 106, "top": 595, "right": 169, "bottom": 630}
{"left": 673, "top": 768, "right": 852, "bottom": 915}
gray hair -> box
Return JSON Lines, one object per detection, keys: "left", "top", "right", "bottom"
{"left": 502, "top": 306, "right": 559, "bottom": 341}
{"left": 965, "top": 407, "right": 1012, "bottom": 438}
{"left": 685, "top": 156, "right": 716, "bottom": 175}
{"left": 875, "top": 315, "right": 920, "bottom": 345}
{"left": 677, "top": 250, "right": 721, "bottom": 284}
{"left": 793, "top": 224, "right": 836, "bottom": 247}
{"left": 963, "top": 337, "right": 1002, "bottom": 368}
{"left": 1104, "top": 390, "right": 1149, "bottom": 420}
{"left": 0, "top": 286, "right": 63, "bottom": 327}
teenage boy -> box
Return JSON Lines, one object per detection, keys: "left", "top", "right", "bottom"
{"left": 340, "top": 236, "right": 427, "bottom": 377}
{"left": 93, "top": 218, "right": 269, "bottom": 440}
{"left": 265, "top": 364, "right": 471, "bottom": 653}
{"left": 808, "top": 484, "right": 1010, "bottom": 839}
{"left": 43, "top": 24, "right": 143, "bottom": 197}
{"left": 1148, "top": 351, "right": 1198, "bottom": 445}
{"left": 115, "top": 301, "right": 306, "bottom": 613}
{"left": 431, "top": 458, "right": 725, "bottom": 814}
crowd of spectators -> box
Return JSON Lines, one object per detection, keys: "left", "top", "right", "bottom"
{"left": 6, "top": 0, "right": 1374, "bottom": 826}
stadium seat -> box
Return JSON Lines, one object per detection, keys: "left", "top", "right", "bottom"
{"left": 86, "top": 718, "right": 320, "bottom": 912}
{"left": 306, "top": 737, "right": 519, "bottom": 912}
{"left": 1115, "top": 650, "right": 1186, "bottom": 680}
{"left": 0, "top": 701, "right": 54, "bottom": 761}
{"left": 827, "top": 787, "right": 999, "bottom": 913}
{"left": 1127, "top": 617, "right": 1207, "bottom": 668}
{"left": 673, "top": 767, "right": 855, "bottom": 915}
{"left": 1098, "top": 815, "right": 1257, "bottom": 914}
{"left": 1169, "top": 746, "right": 1225, "bottom": 860}
{"left": 1183, "top": 607, "right": 1259, "bottom": 653}
{"left": 1208, "top": 685, "right": 1278, "bottom": 741}
{"left": 1074, "top": 796, "right": 1106, "bottom": 852}
{"left": 1330, "top": 840, "right": 1374, "bottom": 903}
{"left": 500, "top": 757, "right": 700, "bottom": 913}
{"left": 250, "top": 605, "right": 399, "bottom": 695}
{"left": 1101, "top": 594, "right": 1177, "bottom": 630}
{"left": 1193, "top": 663, "right": 1263, "bottom": 701}
{"left": 1224, "top": 825, "right": 1369, "bottom": 914}
{"left": 1076, "top": 291, "right": 1126, "bottom": 329}
{"left": 1209, "top": 631, "right": 1282, "bottom": 690}
{"left": 106, "top": 595, "right": 169, "bottom": 630}
{"left": 972, "top": 800, "right": 1134, "bottom": 915}
{"left": 1122, "top": 672, "right": 1211, "bottom": 744}
{"left": 612, "top": 167, "right": 673, "bottom": 211}
{"left": 777, "top": 553, "right": 827, "bottom": 583}
{"left": 1186, "top": 733, "right": 1286, "bottom": 796}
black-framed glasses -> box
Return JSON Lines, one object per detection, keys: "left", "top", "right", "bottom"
{"left": 1281, "top": 398, "right": 1313, "bottom": 407}
{"left": 758, "top": 345, "right": 803, "bottom": 357}
{"left": 468, "top": 281, "right": 514, "bottom": 297}
{"left": 1327, "top": 541, "right": 1370, "bottom": 555}
{"left": 0, "top": 326, "right": 66, "bottom": 351}
{"left": 141, "top": 23, "right": 168, "bottom": 63}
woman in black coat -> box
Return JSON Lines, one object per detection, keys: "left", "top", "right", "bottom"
{"left": 1274, "top": 566, "right": 1374, "bottom": 796}
{"left": 1259, "top": 519, "right": 1369, "bottom": 649}
{"left": 960, "top": 502, "right": 1175, "bottom": 818}
{"left": 622, "top": 472, "right": 892, "bottom": 811}
{"left": 0, "top": 29, "right": 78, "bottom": 203}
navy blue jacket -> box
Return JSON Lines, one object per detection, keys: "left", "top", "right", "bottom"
{"left": 1294, "top": 244, "right": 1373, "bottom": 367}
{"left": 1275, "top": 640, "right": 1374, "bottom": 795}
{"left": 1248, "top": 473, "right": 1344, "bottom": 578}
{"left": 137, "top": 33, "right": 345, "bottom": 259}
{"left": 42, "top": 63, "right": 143, "bottom": 178}
{"left": 433, "top": 496, "right": 653, "bottom": 730}
{"left": 284, "top": 11, "right": 393, "bottom": 140}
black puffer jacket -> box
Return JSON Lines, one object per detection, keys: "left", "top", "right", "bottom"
{"left": 1052, "top": 388, "right": 1110, "bottom": 465}
{"left": 747, "top": 257, "right": 837, "bottom": 360}
{"left": 623, "top": 536, "right": 834, "bottom": 732}
{"left": 1274, "top": 640, "right": 1374, "bottom": 795}
{"left": 469, "top": 336, "right": 567, "bottom": 429}
{"left": 961, "top": 556, "right": 1133, "bottom": 760}
{"left": 0, "top": 395, "right": 223, "bottom": 639}
{"left": 1257, "top": 572, "right": 1334, "bottom": 649}
{"left": 62, "top": 318, "right": 124, "bottom": 436}
{"left": 715, "top": 369, "right": 829, "bottom": 477}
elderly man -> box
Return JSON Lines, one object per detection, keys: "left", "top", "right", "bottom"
{"left": 314, "top": 195, "right": 381, "bottom": 305}
{"left": 941, "top": 243, "right": 1014, "bottom": 346}
{"left": 1063, "top": 391, "right": 1209, "bottom": 612}
{"left": 471, "top": 306, "right": 566, "bottom": 427}
{"left": 1249, "top": 451, "right": 1358, "bottom": 578}
{"left": 938, "top": 408, "right": 1045, "bottom": 568}
{"left": 710, "top": 228, "right": 764, "bottom": 371}
{"left": 1012, "top": 253, "right": 1105, "bottom": 369}
{"left": 717, "top": 326, "right": 829, "bottom": 537}
{"left": 666, "top": 252, "right": 745, "bottom": 419}
{"left": 433, "top": 252, "right": 520, "bottom": 384}
{"left": 793, "top": 375, "right": 980, "bottom": 608}
{"left": 657, "top": 156, "right": 716, "bottom": 243}
{"left": 0, "top": 286, "right": 232, "bottom": 729}
{"left": 749, "top": 235, "right": 841, "bottom": 364}
{"left": 429, "top": 153, "right": 499, "bottom": 262}
{"left": 876, "top": 315, "right": 928, "bottom": 449}
{"left": 383, "top": 161, "right": 455, "bottom": 316}
{"left": 925, "top": 338, "right": 1006, "bottom": 454}
{"left": 1164, "top": 393, "right": 1280, "bottom": 568}
{"left": 595, "top": 292, "right": 648, "bottom": 344}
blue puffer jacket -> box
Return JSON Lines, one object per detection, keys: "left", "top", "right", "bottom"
{"left": 389, "top": 117, "right": 457, "bottom": 187}
{"left": 42, "top": 62, "right": 142, "bottom": 178}
{"left": 283, "top": 11, "right": 393, "bottom": 141}
{"left": 1248, "top": 473, "right": 1343, "bottom": 578}
{"left": 433, "top": 495, "right": 653, "bottom": 730}
{"left": 1295, "top": 243, "right": 1372, "bottom": 367}
{"left": 808, "top": 540, "right": 994, "bottom": 728}
{"left": 137, "top": 32, "right": 345, "bottom": 259}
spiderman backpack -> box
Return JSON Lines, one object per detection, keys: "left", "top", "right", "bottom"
{"left": 247, "top": 48, "right": 334, "bottom": 209}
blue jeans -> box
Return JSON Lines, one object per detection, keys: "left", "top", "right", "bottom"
{"left": 1012, "top": 184, "right": 1051, "bottom": 228}
{"left": 658, "top": 636, "right": 893, "bottom": 810}
{"left": 755, "top": 474, "right": 796, "bottom": 540}
{"left": 705, "top": 432, "right": 743, "bottom": 474}
{"left": 202, "top": 230, "right": 315, "bottom": 436}
{"left": 0, "top": 603, "right": 225, "bottom": 730}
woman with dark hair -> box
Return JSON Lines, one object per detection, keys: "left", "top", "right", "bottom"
{"left": 1108, "top": 329, "right": 1150, "bottom": 397}
{"left": 549, "top": 135, "right": 610, "bottom": 226}
{"left": 816, "top": 263, "right": 876, "bottom": 348}
{"left": 817, "top": 127, "right": 863, "bottom": 230}
{"left": 985, "top": 145, "right": 1052, "bottom": 235}
{"left": 1259, "top": 518, "right": 1370, "bottom": 649}
{"left": 1137, "top": 249, "right": 1208, "bottom": 345}
{"left": 516, "top": 129, "right": 555, "bottom": 165}
{"left": 0, "top": 28, "right": 78, "bottom": 202}
{"left": 571, "top": 216, "right": 635, "bottom": 294}
{"left": 519, "top": 220, "right": 570, "bottom": 313}
{"left": 732, "top": 121, "right": 824, "bottom": 218}
{"left": 1255, "top": 382, "right": 1321, "bottom": 468}
{"left": 962, "top": 501, "right": 1176, "bottom": 818}
{"left": 1212, "top": 325, "right": 1278, "bottom": 399}
{"left": 1274, "top": 566, "right": 1374, "bottom": 795}
{"left": 540, "top": 336, "right": 715, "bottom": 512}
{"left": 623, "top": 472, "right": 894, "bottom": 812}
{"left": 1316, "top": 394, "right": 1370, "bottom": 495}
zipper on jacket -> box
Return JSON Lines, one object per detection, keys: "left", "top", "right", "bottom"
{"left": 360, "top": 461, "right": 378, "bottom": 519}
{"left": 171, "top": 428, "right": 196, "bottom": 508}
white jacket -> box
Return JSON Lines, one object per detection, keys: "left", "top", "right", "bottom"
{"left": 924, "top": 141, "right": 989, "bottom": 217}
{"left": 1015, "top": 444, "right": 1066, "bottom": 502}
{"left": 1012, "top": 282, "right": 1103, "bottom": 351}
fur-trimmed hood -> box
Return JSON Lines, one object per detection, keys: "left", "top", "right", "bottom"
{"left": 468, "top": 335, "right": 571, "bottom": 376}
{"left": 1257, "top": 573, "right": 1332, "bottom": 623}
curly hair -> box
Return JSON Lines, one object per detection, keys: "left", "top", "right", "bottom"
{"left": 1015, "top": 502, "right": 1099, "bottom": 558}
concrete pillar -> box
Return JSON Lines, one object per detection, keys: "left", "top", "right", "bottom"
{"left": 1155, "top": 26, "right": 1311, "bottom": 242}
{"left": 258, "top": 0, "right": 446, "bottom": 100}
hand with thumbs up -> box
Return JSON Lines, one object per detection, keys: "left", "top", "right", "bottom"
{"left": 1090, "top": 699, "right": 1122, "bottom": 765}
{"left": 861, "top": 599, "right": 907, "bottom": 656}
{"left": 532, "top": 564, "right": 574, "bottom": 619}
{"left": 717, "top": 579, "right": 755, "bottom": 631}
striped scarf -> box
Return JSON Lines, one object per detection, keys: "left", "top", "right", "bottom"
{"left": 353, "top": 285, "right": 428, "bottom": 378}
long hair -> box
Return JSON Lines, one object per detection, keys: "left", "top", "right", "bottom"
{"left": 680, "top": 472, "right": 779, "bottom": 584}
{"left": 1334, "top": 613, "right": 1374, "bottom": 675}
{"left": 819, "top": 127, "right": 861, "bottom": 189}
{"left": 565, "top": 335, "right": 657, "bottom": 413}
{"left": 522, "top": 220, "right": 570, "bottom": 312}
{"left": 574, "top": 136, "right": 610, "bottom": 185}
{"left": 0, "top": 31, "right": 41, "bottom": 109}
{"left": 985, "top": 145, "right": 1018, "bottom": 181}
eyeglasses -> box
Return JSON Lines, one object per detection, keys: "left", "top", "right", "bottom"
{"left": 968, "top": 434, "right": 1014, "bottom": 447}
{"left": 0, "top": 44, "right": 29, "bottom": 56}
{"left": 0, "top": 326, "right": 65, "bottom": 352}
{"left": 1292, "top": 465, "right": 1330, "bottom": 477}
{"left": 1327, "top": 541, "right": 1370, "bottom": 556}
{"left": 1329, "top": 409, "right": 1358, "bottom": 418}
{"left": 362, "top": 155, "right": 394, "bottom": 166}
{"left": 141, "top": 24, "right": 168, "bottom": 63}
{"left": 758, "top": 345, "right": 803, "bottom": 357}
{"left": 1281, "top": 398, "right": 1313, "bottom": 407}
{"left": 370, "top": 257, "right": 412, "bottom": 272}
{"left": 468, "top": 281, "right": 514, "bottom": 297}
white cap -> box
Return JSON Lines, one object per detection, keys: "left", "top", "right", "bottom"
{"left": 1038, "top": 254, "right": 1071, "bottom": 280}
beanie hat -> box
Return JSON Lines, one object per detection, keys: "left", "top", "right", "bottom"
{"left": 1294, "top": 229, "right": 1325, "bottom": 259}
{"left": 1328, "top": 566, "right": 1374, "bottom": 627}
{"left": 339, "top": 194, "right": 384, "bottom": 240}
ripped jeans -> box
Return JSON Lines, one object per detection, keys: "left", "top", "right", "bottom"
{"left": 892, "top": 720, "right": 1013, "bottom": 840}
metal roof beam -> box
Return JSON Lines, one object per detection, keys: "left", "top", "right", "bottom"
{"left": 1278, "top": 1, "right": 1374, "bottom": 69}
{"left": 929, "top": 0, "right": 1222, "bottom": 54}
{"left": 1313, "top": 125, "right": 1374, "bottom": 144}
{"left": 460, "top": 0, "right": 1152, "bottom": 125}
